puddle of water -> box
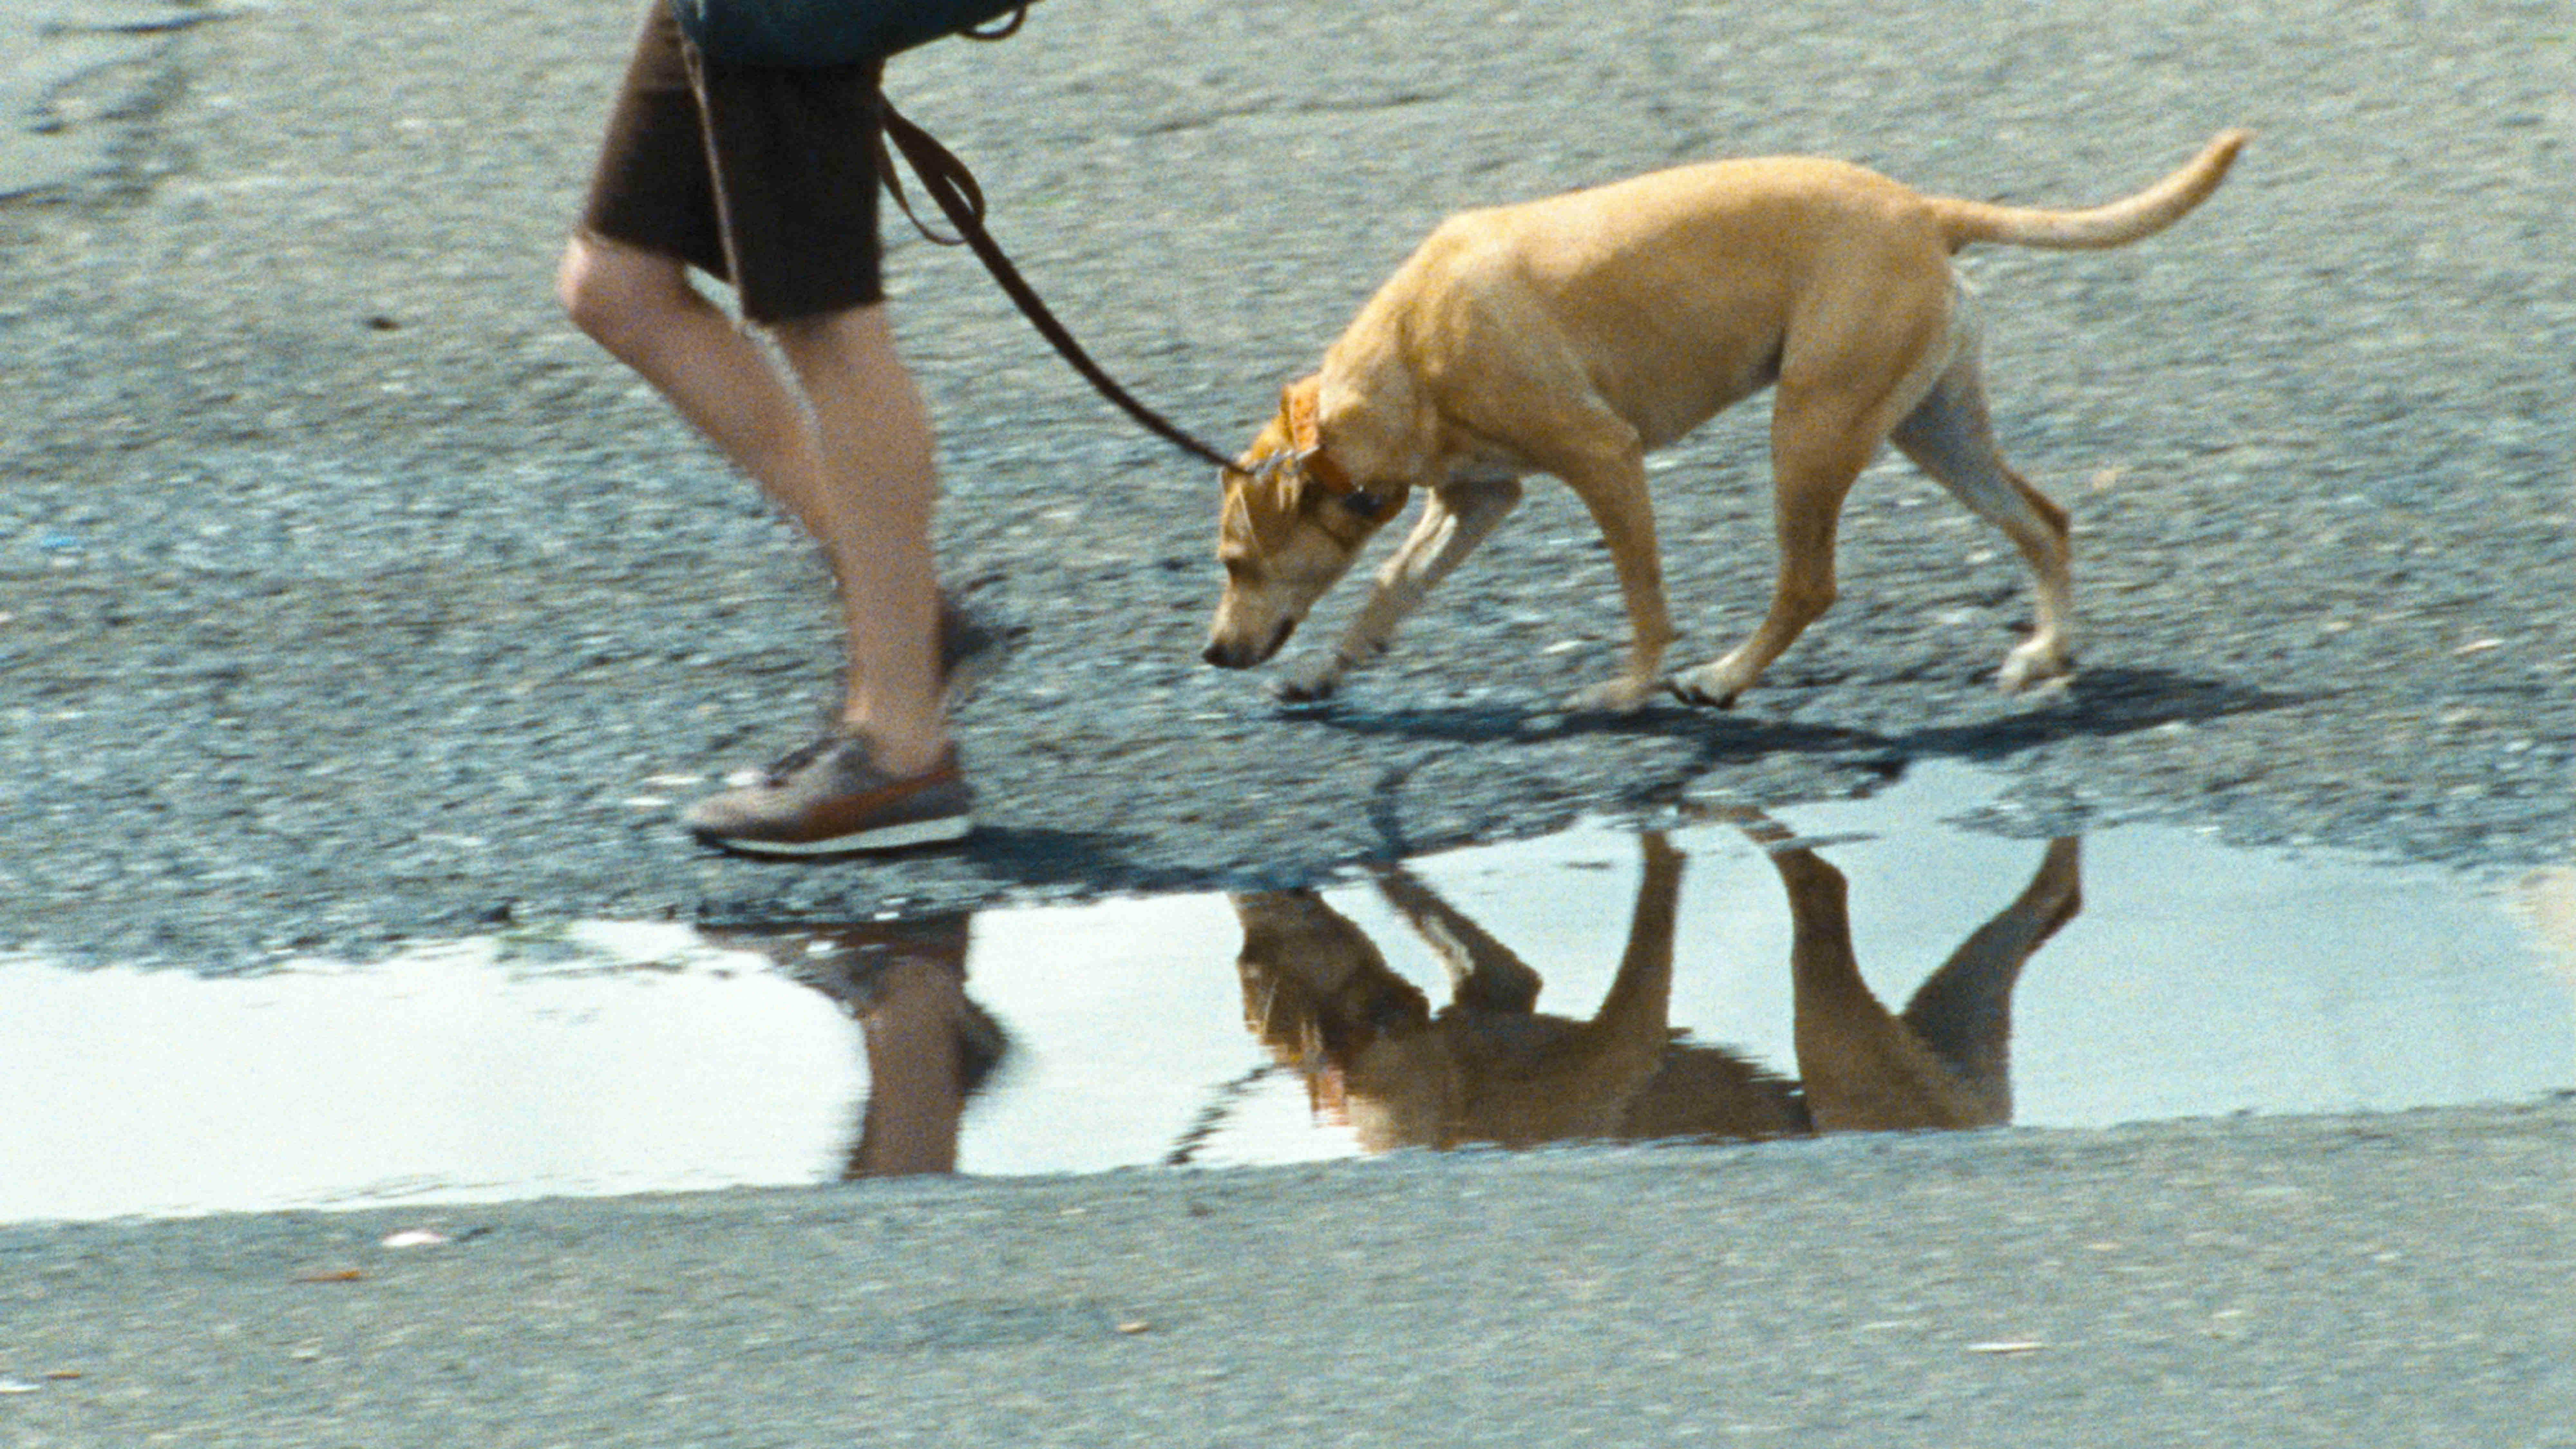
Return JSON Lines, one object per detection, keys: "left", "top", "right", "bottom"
{"left": 0, "top": 942, "right": 866, "bottom": 1220}
{"left": 3, "top": 762, "right": 2569, "bottom": 1222}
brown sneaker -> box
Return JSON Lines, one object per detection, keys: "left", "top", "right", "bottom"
{"left": 683, "top": 734, "right": 971, "bottom": 856}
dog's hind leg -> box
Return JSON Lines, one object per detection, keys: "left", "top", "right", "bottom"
{"left": 1673, "top": 263, "right": 1962, "bottom": 708}
{"left": 1275, "top": 475, "right": 1523, "bottom": 701}
{"left": 1889, "top": 349, "right": 2076, "bottom": 693}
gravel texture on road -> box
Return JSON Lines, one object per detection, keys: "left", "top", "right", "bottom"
{"left": 0, "top": 0, "right": 2568, "bottom": 967}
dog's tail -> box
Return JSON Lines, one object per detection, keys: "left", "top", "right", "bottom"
{"left": 1929, "top": 130, "right": 2249, "bottom": 252}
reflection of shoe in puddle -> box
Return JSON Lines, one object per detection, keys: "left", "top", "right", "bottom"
{"left": 944, "top": 992, "right": 1010, "bottom": 1098}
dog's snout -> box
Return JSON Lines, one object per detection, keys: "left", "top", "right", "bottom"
{"left": 1203, "top": 617, "right": 1297, "bottom": 670}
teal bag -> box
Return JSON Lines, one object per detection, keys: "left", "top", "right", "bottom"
{"left": 668, "top": 0, "right": 1031, "bottom": 66}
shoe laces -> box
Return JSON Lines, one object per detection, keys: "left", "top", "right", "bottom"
{"left": 759, "top": 730, "right": 862, "bottom": 785}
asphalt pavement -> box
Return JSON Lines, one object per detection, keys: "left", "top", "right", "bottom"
{"left": 1, "top": 1, "right": 2571, "bottom": 1443}
{"left": 7, "top": 1103, "right": 2576, "bottom": 1446}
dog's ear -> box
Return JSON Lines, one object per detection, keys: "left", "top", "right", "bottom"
{"left": 1220, "top": 380, "right": 1311, "bottom": 490}
{"left": 1282, "top": 377, "right": 1364, "bottom": 504}
{"left": 1282, "top": 377, "right": 1323, "bottom": 455}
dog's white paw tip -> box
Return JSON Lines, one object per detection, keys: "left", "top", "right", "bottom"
{"left": 1667, "top": 669, "right": 1746, "bottom": 710}
{"left": 1668, "top": 680, "right": 1740, "bottom": 710}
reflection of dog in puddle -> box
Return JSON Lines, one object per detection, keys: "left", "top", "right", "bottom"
{"left": 701, "top": 917, "right": 1005, "bottom": 1178}
{"left": 1230, "top": 822, "right": 2079, "bottom": 1152}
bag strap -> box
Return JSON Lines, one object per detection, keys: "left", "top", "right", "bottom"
{"left": 873, "top": 99, "right": 1237, "bottom": 472}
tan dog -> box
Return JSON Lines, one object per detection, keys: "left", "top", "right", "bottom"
{"left": 1204, "top": 132, "right": 2248, "bottom": 709}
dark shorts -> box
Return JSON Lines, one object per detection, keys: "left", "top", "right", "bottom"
{"left": 579, "top": 2, "right": 886, "bottom": 323}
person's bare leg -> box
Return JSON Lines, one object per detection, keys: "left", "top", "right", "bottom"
{"left": 560, "top": 236, "right": 947, "bottom": 776}
{"left": 772, "top": 305, "right": 946, "bottom": 777}
{"left": 557, "top": 233, "right": 840, "bottom": 542}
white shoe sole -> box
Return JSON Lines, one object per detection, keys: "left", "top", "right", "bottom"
{"left": 701, "top": 813, "right": 972, "bottom": 858}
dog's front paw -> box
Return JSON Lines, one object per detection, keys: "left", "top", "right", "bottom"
{"left": 1270, "top": 654, "right": 1345, "bottom": 703}
{"left": 1570, "top": 675, "right": 1659, "bottom": 714}
{"left": 1668, "top": 662, "right": 1750, "bottom": 710}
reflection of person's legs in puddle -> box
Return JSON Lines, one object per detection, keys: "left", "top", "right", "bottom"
{"left": 1757, "top": 830, "right": 2081, "bottom": 1132}
{"left": 700, "top": 917, "right": 1004, "bottom": 1178}
{"left": 848, "top": 954, "right": 994, "bottom": 1177}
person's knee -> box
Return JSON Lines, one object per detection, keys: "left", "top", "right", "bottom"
{"left": 558, "top": 235, "right": 687, "bottom": 347}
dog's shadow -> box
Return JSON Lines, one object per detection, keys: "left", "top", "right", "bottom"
{"left": 1229, "top": 819, "right": 2082, "bottom": 1153}
{"left": 1900, "top": 665, "right": 2315, "bottom": 760}
{"left": 1293, "top": 664, "right": 2307, "bottom": 765}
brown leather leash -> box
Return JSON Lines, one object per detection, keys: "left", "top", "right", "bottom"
{"left": 873, "top": 99, "right": 1239, "bottom": 472}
